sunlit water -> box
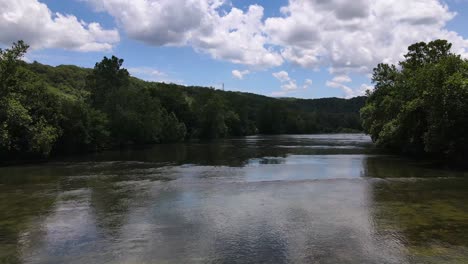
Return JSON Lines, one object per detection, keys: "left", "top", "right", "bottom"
{"left": 1, "top": 134, "right": 468, "bottom": 264}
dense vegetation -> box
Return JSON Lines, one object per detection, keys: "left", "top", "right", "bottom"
{"left": 361, "top": 40, "right": 468, "bottom": 159}
{"left": 0, "top": 41, "right": 364, "bottom": 160}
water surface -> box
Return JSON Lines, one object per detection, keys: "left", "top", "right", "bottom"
{"left": 1, "top": 134, "right": 468, "bottom": 263}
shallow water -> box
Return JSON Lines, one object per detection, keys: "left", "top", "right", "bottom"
{"left": 1, "top": 134, "right": 468, "bottom": 264}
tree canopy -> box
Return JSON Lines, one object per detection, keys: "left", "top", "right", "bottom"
{"left": 361, "top": 40, "right": 468, "bottom": 158}
{"left": 0, "top": 41, "right": 61, "bottom": 157}
{"left": 1, "top": 40, "right": 365, "bottom": 160}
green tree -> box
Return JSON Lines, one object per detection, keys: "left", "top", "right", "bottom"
{"left": 0, "top": 41, "right": 61, "bottom": 157}
{"left": 199, "top": 94, "right": 228, "bottom": 139}
{"left": 161, "top": 110, "right": 187, "bottom": 142}
{"left": 86, "top": 56, "right": 129, "bottom": 109}
{"left": 361, "top": 39, "right": 468, "bottom": 157}
{"left": 86, "top": 56, "right": 165, "bottom": 146}
{"left": 107, "top": 87, "right": 164, "bottom": 145}
{"left": 1, "top": 40, "right": 368, "bottom": 160}
{"left": 56, "top": 100, "right": 109, "bottom": 152}
{"left": 258, "top": 102, "right": 286, "bottom": 134}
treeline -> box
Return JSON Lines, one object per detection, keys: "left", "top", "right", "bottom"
{"left": 361, "top": 40, "right": 468, "bottom": 159}
{"left": 1, "top": 41, "right": 364, "bottom": 159}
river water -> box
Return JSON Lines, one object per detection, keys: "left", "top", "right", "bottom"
{"left": 1, "top": 134, "right": 468, "bottom": 264}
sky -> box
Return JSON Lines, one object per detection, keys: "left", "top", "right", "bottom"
{"left": 1, "top": 0, "right": 468, "bottom": 99}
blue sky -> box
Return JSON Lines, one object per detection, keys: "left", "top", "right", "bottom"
{"left": 1, "top": 0, "right": 468, "bottom": 98}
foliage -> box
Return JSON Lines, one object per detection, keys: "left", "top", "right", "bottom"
{"left": 361, "top": 40, "right": 468, "bottom": 158}
{"left": 0, "top": 41, "right": 61, "bottom": 157}
{"left": 55, "top": 100, "right": 109, "bottom": 153}
{"left": 1, "top": 40, "right": 366, "bottom": 160}
{"left": 161, "top": 110, "right": 187, "bottom": 142}
{"left": 86, "top": 55, "right": 129, "bottom": 109}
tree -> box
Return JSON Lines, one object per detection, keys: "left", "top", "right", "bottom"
{"left": 161, "top": 110, "right": 186, "bottom": 142}
{"left": 258, "top": 102, "right": 286, "bottom": 134}
{"left": 106, "top": 86, "right": 164, "bottom": 145}
{"left": 86, "top": 56, "right": 167, "bottom": 146}
{"left": 1, "top": 40, "right": 368, "bottom": 160}
{"left": 199, "top": 94, "right": 228, "bottom": 139}
{"left": 0, "top": 41, "right": 61, "bottom": 157}
{"left": 86, "top": 56, "right": 129, "bottom": 109}
{"left": 56, "top": 100, "right": 109, "bottom": 153}
{"left": 361, "top": 40, "right": 468, "bottom": 157}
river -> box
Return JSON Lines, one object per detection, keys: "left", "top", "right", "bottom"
{"left": 1, "top": 134, "right": 468, "bottom": 263}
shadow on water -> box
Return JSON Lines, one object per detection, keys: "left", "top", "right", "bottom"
{"left": 48, "top": 134, "right": 377, "bottom": 167}
{"left": 364, "top": 157, "right": 468, "bottom": 263}
{"left": 1, "top": 134, "right": 468, "bottom": 263}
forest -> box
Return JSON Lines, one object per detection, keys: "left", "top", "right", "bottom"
{"left": 361, "top": 39, "right": 468, "bottom": 159}
{"left": 0, "top": 41, "right": 364, "bottom": 160}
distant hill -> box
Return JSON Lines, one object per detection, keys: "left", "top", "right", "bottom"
{"left": 23, "top": 61, "right": 366, "bottom": 137}
{"left": 2, "top": 53, "right": 367, "bottom": 159}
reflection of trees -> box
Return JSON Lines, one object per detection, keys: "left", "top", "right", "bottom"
{"left": 1, "top": 135, "right": 385, "bottom": 263}
{"left": 64, "top": 135, "right": 374, "bottom": 168}
{"left": 365, "top": 157, "right": 468, "bottom": 261}
{"left": 84, "top": 162, "right": 163, "bottom": 239}
{"left": 87, "top": 177, "right": 139, "bottom": 238}
{"left": 0, "top": 167, "right": 60, "bottom": 264}
{"left": 0, "top": 163, "right": 156, "bottom": 263}
{"left": 363, "top": 156, "right": 430, "bottom": 179}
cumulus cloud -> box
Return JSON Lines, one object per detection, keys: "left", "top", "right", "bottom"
{"left": 265, "top": 0, "right": 468, "bottom": 74}
{"left": 303, "top": 79, "right": 313, "bottom": 89}
{"left": 128, "top": 67, "right": 165, "bottom": 78}
{"left": 326, "top": 81, "right": 373, "bottom": 98}
{"left": 332, "top": 75, "right": 352, "bottom": 83}
{"left": 281, "top": 80, "right": 298, "bottom": 91}
{"left": 273, "top": 71, "right": 297, "bottom": 92}
{"left": 3, "top": 0, "right": 467, "bottom": 98}
{"left": 127, "top": 67, "right": 182, "bottom": 83}
{"left": 84, "top": 0, "right": 283, "bottom": 68}
{"left": 84, "top": 0, "right": 211, "bottom": 46}
{"left": 0, "top": 0, "right": 119, "bottom": 51}
{"left": 273, "top": 71, "right": 291, "bottom": 82}
{"left": 4, "top": 0, "right": 467, "bottom": 69}
{"left": 232, "top": 69, "right": 250, "bottom": 80}
{"left": 272, "top": 71, "right": 313, "bottom": 96}
{"left": 80, "top": 0, "right": 468, "bottom": 97}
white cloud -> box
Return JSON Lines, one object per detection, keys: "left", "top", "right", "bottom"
{"left": 272, "top": 71, "right": 313, "bottom": 96}
{"left": 273, "top": 70, "right": 297, "bottom": 94}
{"left": 273, "top": 71, "right": 291, "bottom": 82}
{"left": 31, "top": 0, "right": 466, "bottom": 73}
{"left": 128, "top": 67, "right": 182, "bottom": 83}
{"left": 193, "top": 4, "right": 283, "bottom": 68}
{"left": 303, "top": 79, "right": 313, "bottom": 89}
{"left": 271, "top": 80, "right": 311, "bottom": 97}
{"left": 232, "top": 69, "right": 250, "bottom": 80}
{"left": 360, "top": 84, "right": 374, "bottom": 94}
{"left": 281, "top": 80, "right": 298, "bottom": 91}
{"left": 128, "top": 67, "right": 165, "bottom": 77}
{"left": 326, "top": 81, "right": 354, "bottom": 98}
{"left": 81, "top": 0, "right": 468, "bottom": 80}
{"left": 0, "top": 0, "right": 119, "bottom": 51}
{"left": 326, "top": 81, "right": 373, "bottom": 98}
{"left": 84, "top": 0, "right": 220, "bottom": 46}
{"left": 265, "top": 0, "right": 468, "bottom": 97}
{"left": 332, "top": 75, "right": 352, "bottom": 83}
{"left": 84, "top": 0, "right": 283, "bottom": 68}
{"left": 265, "top": 0, "right": 468, "bottom": 73}
{"left": 3, "top": 0, "right": 468, "bottom": 98}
